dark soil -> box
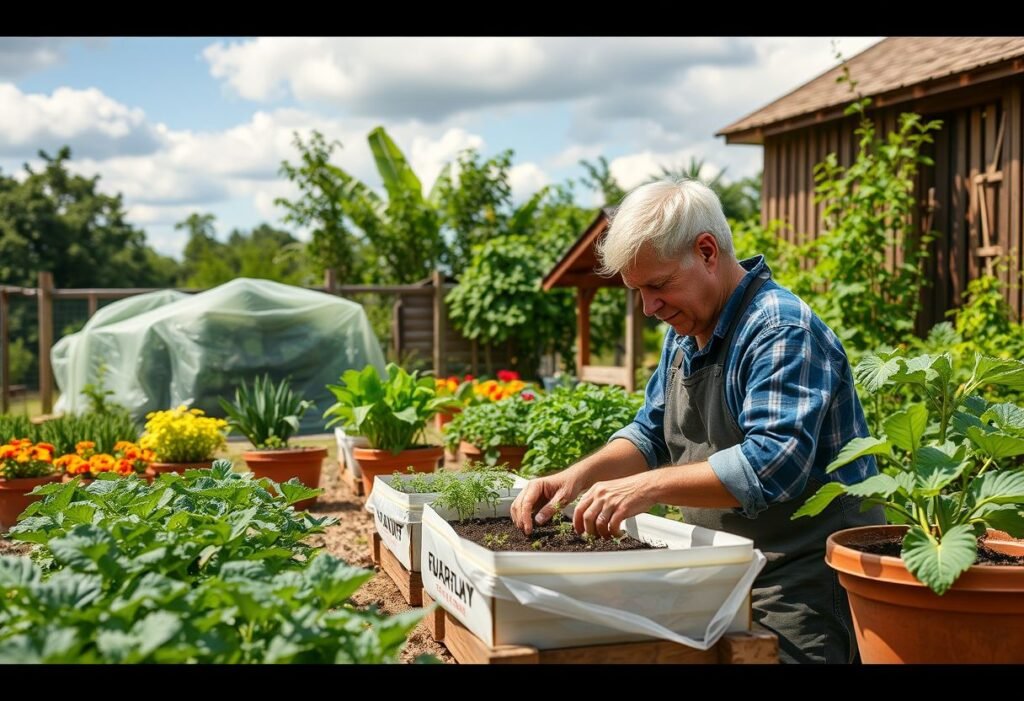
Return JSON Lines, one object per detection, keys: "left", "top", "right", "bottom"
{"left": 856, "top": 534, "right": 1024, "bottom": 566}
{"left": 449, "top": 516, "right": 661, "bottom": 552}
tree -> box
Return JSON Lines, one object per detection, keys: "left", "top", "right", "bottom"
{"left": 0, "top": 147, "right": 178, "bottom": 288}
{"left": 276, "top": 132, "right": 366, "bottom": 283}
{"left": 579, "top": 156, "right": 626, "bottom": 207}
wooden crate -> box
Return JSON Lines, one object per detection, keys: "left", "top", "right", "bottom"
{"left": 420, "top": 591, "right": 446, "bottom": 641}
{"left": 369, "top": 532, "right": 422, "bottom": 606}
{"left": 340, "top": 467, "right": 365, "bottom": 497}
{"left": 439, "top": 609, "right": 778, "bottom": 664}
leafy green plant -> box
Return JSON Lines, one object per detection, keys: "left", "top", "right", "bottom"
{"left": 521, "top": 383, "right": 644, "bottom": 476}
{"left": 431, "top": 468, "right": 516, "bottom": 522}
{"left": 0, "top": 416, "right": 33, "bottom": 444}
{"left": 219, "top": 374, "right": 315, "bottom": 449}
{"left": 446, "top": 234, "right": 576, "bottom": 377}
{"left": 80, "top": 364, "right": 121, "bottom": 415}
{"left": 0, "top": 461, "right": 421, "bottom": 663}
{"left": 442, "top": 396, "right": 534, "bottom": 462}
{"left": 12, "top": 412, "right": 139, "bottom": 457}
{"left": 794, "top": 349, "right": 1024, "bottom": 595}
{"left": 807, "top": 54, "right": 943, "bottom": 351}
{"left": 324, "top": 363, "right": 455, "bottom": 453}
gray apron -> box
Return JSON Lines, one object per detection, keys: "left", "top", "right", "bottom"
{"left": 663, "top": 273, "right": 883, "bottom": 664}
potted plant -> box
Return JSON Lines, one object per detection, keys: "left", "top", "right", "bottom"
{"left": 219, "top": 374, "right": 324, "bottom": 510}
{"left": 56, "top": 440, "right": 153, "bottom": 483}
{"left": 365, "top": 465, "right": 520, "bottom": 572}
{"left": 324, "top": 363, "right": 457, "bottom": 494}
{"left": 433, "top": 374, "right": 476, "bottom": 432}
{"left": 794, "top": 349, "right": 1024, "bottom": 663}
{"left": 139, "top": 406, "right": 229, "bottom": 476}
{"left": 443, "top": 394, "right": 535, "bottom": 470}
{"left": 521, "top": 383, "right": 643, "bottom": 477}
{"left": 0, "top": 438, "right": 62, "bottom": 531}
{"left": 421, "top": 492, "right": 764, "bottom": 650}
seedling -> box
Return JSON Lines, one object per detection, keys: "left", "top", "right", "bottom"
{"left": 483, "top": 532, "right": 509, "bottom": 548}
{"left": 432, "top": 468, "right": 516, "bottom": 522}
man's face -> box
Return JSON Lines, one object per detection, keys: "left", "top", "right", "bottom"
{"left": 620, "top": 240, "right": 721, "bottom": 341}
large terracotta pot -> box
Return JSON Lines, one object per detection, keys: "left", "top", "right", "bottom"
{"left": 146, "top": 460, "right": 215, "bottom": 478}
{"left": 458, "top": 441, "right": 527, "bottom": 471}
{"left": 0, "top": 474, "right": 62, "bottom": 531}
{"left": 353, "top": 445, "right": 443, "bottom": 496}
{"left": 242, "top": 447, "right": 327, "bottom": 510}
{"left": 827, "top": 525, "right": 1024, "bottom": 663}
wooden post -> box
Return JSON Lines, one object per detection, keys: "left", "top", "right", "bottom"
{"left": 624, "top": 289, "right": 642, "bottom": 392}
{"left": 87, "top": 293, "right": 98, "bottom": 318}
{"left": 1, "top": 290, "right": 8, "bottom": 413}
{"left": 38, "top": 272, "right": 54, "bottom": 415}
{"left": 576, "top": 287, "right": 596, "bottom": 372}
{"left": 432, "top": 270, "right": 446, "bottom": 378}
{"left": 323, "top": 268, "right": 338, "bottom": 294}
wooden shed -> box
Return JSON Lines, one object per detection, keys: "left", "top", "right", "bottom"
{"left": 542, "top": 207, "right": 645, "bottom": 392}
{"left": 718, "top": 37, "right": 1024, "bottom": 327}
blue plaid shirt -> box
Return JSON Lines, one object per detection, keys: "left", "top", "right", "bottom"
{"left": 610, "top": 255, "right": 877, "bottom": 518}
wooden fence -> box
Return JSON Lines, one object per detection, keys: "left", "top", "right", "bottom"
{"left": 1, "top": 271, "right": 511, "bottom": 415}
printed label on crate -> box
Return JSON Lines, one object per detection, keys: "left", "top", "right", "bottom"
{"left": 369, "top": 490, "right": 416, "bottom": 570}
{"left": 421, "top": 521, "right": 494, "bottom": 645}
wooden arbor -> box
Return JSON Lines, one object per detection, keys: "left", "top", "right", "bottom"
{"left": 542, "top": 207, "right": 644, "bottom": 392}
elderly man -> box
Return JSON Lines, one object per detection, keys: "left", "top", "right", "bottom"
{"left": 510, "top": 178, "right": 884, "bottom": 664}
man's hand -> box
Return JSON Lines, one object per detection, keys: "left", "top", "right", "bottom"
{"left": 509, "top": 471, "right": 582, "bottom": 536}
{"left": 573, "top": 472, "right": 658, "bottom": 539}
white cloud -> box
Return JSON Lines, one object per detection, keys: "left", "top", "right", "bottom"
{"left": 0, "top": 83, "right": 162, "bottom": 159}
{"left": 202, "top": 37, "right": 757, "bottom": 121}
{"left": 508, "top": 163, "right": 550, "bottom": 205}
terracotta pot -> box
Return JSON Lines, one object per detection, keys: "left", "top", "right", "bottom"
{"left": 353, "top": 446, "right": 443, "bottom": 496}
{"left": 146, "top": 460, "right": 215, "bottom": 478}
{"left": 434, "top": 408, "right": 461, "bottom": 433}
{"left": 0, "top": 474, "right": 62, "bottom": 531}
{"left": 458, "top": 441, "right": 527, "bottom": 471}
{"left": 827, "top": 525, "right": 1024, "bottom": 663}
{"left": 242, "top": 447, "right": 327, "bottom": 510}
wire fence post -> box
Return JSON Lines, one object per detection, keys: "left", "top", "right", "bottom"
{"left": 38, "top": 271, "right": 54, "bottom": 415}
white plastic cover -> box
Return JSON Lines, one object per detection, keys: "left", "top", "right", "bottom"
{"left": 52, "top": 278, "right": 387, "bottom": 433}
{"left": 422, "top": 499, "right": 766, "bottom": 650}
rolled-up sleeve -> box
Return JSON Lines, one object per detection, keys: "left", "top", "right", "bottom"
{"left": 722, "top": 322, "right": 838, "bottom": 516}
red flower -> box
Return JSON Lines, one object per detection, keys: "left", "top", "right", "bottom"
{"left": 521, "top": 392, "right": 535, "bottom": 401}
{"left": 464, "top": 374, "right": 475, "bottom": 382}
{"left": 497, "top": 370, "right": 520, "bottom": 382}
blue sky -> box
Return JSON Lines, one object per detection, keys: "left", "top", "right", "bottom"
{"left": 0, "top": 37, "right": 881, "bottom": 260}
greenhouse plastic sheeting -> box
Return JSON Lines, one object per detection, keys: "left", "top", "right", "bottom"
{"left": 52, "top": 278, "right": 387, "bottom": 434}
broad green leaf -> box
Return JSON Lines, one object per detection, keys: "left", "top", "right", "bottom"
{"left": 969, "top": 470, "right": 1024, "bottom": 506}
{"left": 893, "top": 470, "right": 916, "bottom": 495}
{"left": 133, "top": 611, "right": 183, "bottom": 659}
{"left": 844, "top": 473, "right": 901, "bottom": 499}
{"left": 792, "top": 482, "right": 846, "bottom": 519}
{"left": 0, "top": 555, "right": 41, "bottom": 587}
{"left": 913, "top": 447, "right": 970, "bottom": 496}
{"left": 966, "top": 427, "right": 1024, "bottom": 459}
{"left": 902, "top": 524, "right": 977, "bottom": 595}
{"left": 891, "top": 354, "right": 933, "bottom": 384}
{"left": 855, "top": 353, "right": 902, "bottom": 391}
{"left": 61, "top": 503, "right": 98, "bottom": 526}
{"left": 278, "top": 480, "right": 321, "bottom": 506}
{"left": 981, "top": 403, "right": 1024, "bottom": 432}
{"left": 825, "top": 436, "right": 891, "bottom": 474}
{"left": 883, "top": 405, "right": 929, "bottom": 452}
{"left": 227, "top": 506, "right": 259, "bottom": 541}
{"left": 47, "top": 526, "right": 116, "bottom": 572}
{"left": 306, "top": 555, "right": 374, "bottom": 608}
{"left": 961, "top": 395, "right": 988, "bottom": 417}
{"left": 983, "top": 507, "right": 1024, "bottom": 538}
{"left": 971, "top": 355, "right": 1024, "bottom": 390}
{"left": 928, "top": 353, "right": 954, "bottom": 388}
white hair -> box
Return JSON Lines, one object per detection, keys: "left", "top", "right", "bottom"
{"left": 596, "top": 178, "right": 735, "bottom": 276}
